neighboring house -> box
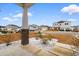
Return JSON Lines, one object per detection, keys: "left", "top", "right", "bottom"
{"left": 0, "top": 26, "right": 5, "bottom": 31}
{"left": 29, "top": 24, "right": 39, "bottom": 31}
{"left": 71, "top": 26, "right": 79, "bottom": 32}
{"left": 77, "top": 26, "right": 79, "bottom": 30}
{"left": 52, "top": 21, "right": 71, "bottom": 31}
{"left": 5, "top": 24, "right": 20, "bottom": 32}
{"left": 48, "top": 26, "right": 52, "bottom": 30}
{"left": 39, "top": 25, "right": 49, "bottom": 31}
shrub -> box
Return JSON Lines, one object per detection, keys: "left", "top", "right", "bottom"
{"left": 37, "top": 31, "right": 42, "bottom": 39}
{"left": 47, "top": 34, "right": 53, "bottom": 40}
{"left": 3, "top": 34, "right": 12, "bottom": 46}
{"left": 1, "top": 31, "right": 8, "bottom": 34}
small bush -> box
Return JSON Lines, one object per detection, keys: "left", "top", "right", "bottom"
{"left": 1, "top": 31, "right": 8, "bottom": 34}
{"left": 47, "top": 34, "right": 53, "bottom": 40}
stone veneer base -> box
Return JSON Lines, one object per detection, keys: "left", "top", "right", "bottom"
{"left": 21, "top": 29, "right": 29, "bottom": 45}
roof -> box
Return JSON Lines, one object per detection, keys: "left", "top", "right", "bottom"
{"left": 57, "top": 21, "right": 67, "bottom": 23}
{"left": 40, "top": 25, "right": 49, "bottom": 28}
{"left": 0, "top": 26, "right": 5, "bottom": 28}
{"left": 71, "top": 26, "right": 79, "bottom": 27}
{"left": 6, "top": 24, "right": 20, "bottom": 28}
{"left": 29, "top": 24, "right": 39, "bottom": 27}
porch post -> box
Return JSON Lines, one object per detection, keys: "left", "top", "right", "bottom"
{"left": 21, "top": 3, "right": 29, "bottom": 45}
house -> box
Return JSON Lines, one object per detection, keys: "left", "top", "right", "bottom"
{"left": 29, "top": 24, "right": 39, "bottom": 31}
{"left": 39, "top": 25, "right": 50, "bottom": 31}
{"left": 0, "top": 26, "right": 5, "bottom": 31}
{"left": 52, "top": 21, "right": 72, "bottom": 31}
{"left": 5, "top": 24, "right": 20, "bottom": 32}
{"left": 71, "top": 26, "right": 79, "bottom": 32}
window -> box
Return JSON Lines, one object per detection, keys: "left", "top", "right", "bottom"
{"left": 65, "top": 23, "right": 68, "bottom": 25}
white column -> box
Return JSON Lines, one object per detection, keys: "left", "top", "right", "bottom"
{"left": 22, "top": 4, "right": 28, "bottom": 29}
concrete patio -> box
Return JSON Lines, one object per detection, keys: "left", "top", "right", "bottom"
{"left": 0, "top": 38, "right": 79, "bottom": 56}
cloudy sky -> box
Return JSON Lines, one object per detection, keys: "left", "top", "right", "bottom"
{"left": 0, "top": 3, "right": 79, "bottom": 26}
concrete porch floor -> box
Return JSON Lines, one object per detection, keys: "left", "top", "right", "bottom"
{"left": 0, "top": 38, "right": 55, "bottom": 56}
{"left": 0, "top": 38, "right": 78, "bottom": 56}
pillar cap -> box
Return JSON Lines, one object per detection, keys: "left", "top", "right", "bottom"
{"left": 17, "top": 3, "right": 34, "bottom": 8}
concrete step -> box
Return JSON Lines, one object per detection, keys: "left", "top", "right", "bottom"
{"left": 21, "top": 44, "right": 56, "bottom": 56}
{"left": 49, "top": 46, "right": 74, "bottom": 56}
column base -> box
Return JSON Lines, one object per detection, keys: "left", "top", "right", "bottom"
{"left": 21, "top": 29, "right": 29, "bottom": 45}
